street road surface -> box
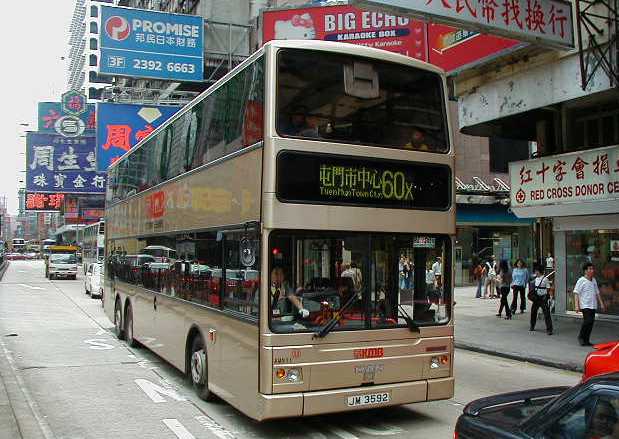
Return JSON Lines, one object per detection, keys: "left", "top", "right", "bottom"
{"left": 0, "top": 261, "right": 580, "bottom": 439}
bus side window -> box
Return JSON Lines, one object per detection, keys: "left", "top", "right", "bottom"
{"left": 223, "top": 232, "right": 260, "bottom": 318}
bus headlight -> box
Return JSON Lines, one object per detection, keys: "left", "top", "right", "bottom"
{"left": 430, "top": 355, "right": 449, "bottom": 369}
{"left": 275, "top": 367, "right": 303, "bottom": 383}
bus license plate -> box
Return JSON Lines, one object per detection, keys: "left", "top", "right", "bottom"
{"left": 347, "top": 392, "right": 390, "bottom": 407}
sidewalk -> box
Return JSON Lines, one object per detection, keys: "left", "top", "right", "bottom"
{"left": 455, "top": 286, "right": 618, "bottom": 372}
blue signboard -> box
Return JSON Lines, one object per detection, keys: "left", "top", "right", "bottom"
{"left": 96, "top": 102, "right": 180, "bottom": 170}
{"left": 38, "top": 102, "right": 96, "bottom": 137}
{"left": 26, "top": 133, "right": 107, "bottom": 194}
{"left": 99, "top": 5, "right": 204, "bottom": 82}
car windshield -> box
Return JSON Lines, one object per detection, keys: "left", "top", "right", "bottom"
{"left": 51, "top": 254, "right": 76, "bottom": 264}
{"left": 277, "top": 49, "right": 448, "bottom": 152}
{"left": 269, "top": 231, "right": 451, "bottom": 334}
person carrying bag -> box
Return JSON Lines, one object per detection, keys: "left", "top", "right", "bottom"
{"left": 529, "top": 263, "right": 553, "bottom": 335}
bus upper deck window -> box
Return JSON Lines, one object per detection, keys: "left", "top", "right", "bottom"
{"left": 344, "top": 62, "right": 379, "bottom": 99}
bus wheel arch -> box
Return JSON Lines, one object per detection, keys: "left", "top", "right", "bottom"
{"left": 186, "top": 327, "right": 215, "bottom": 401}
{"left": 114, "top": 296, "right": 124, "bottom": 340}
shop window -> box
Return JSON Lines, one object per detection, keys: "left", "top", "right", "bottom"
{"left": 489, "top": 137, "right": 530, "bottom": 173}
{"left": 567, "top": 103, "right": 619, "bottom": 152}
{"left": 565, "top": 229, "right": 619, "bottom": 316}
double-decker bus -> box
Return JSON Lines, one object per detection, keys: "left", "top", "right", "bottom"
{"left": 11, "top": 238, "right": 26, "bottom": 253}
{"left": 82, "top": 220, "right": 105, "bottom": 272}
{"left": 41, "top": 239, "right": 57, "bottom": 258}
{"left": 104, "top": 40, "right": 454, "bottom": 421}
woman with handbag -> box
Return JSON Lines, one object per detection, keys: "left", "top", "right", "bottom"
{"left": 529, "top": 263, "right": 553, "bottom": 335}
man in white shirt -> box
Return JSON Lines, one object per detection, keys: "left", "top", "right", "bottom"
{"left": 432, "top": 257, "right": 442, "bottom": 290}
{"left": 573, "top": 262, "right": 606, "bottom": 346}
{"left": 545, "top": 253, "right": 554, "bottom": 275}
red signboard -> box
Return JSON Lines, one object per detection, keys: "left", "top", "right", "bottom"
{"left": 427, "top": 23, "right": 522, "bottom": 72}
{"left": 146, "top": 191, "right": 166, "bottom": 219}
{"left": 262, "top": 5, "right": 427, "bottom": 61}
{"left": 25, "top": 192, "right": 65, "bottom": 211}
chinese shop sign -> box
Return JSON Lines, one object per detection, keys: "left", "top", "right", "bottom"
{"left": 262, "top": 5, "right": 428, "bottom": 60}
{"left": 38, "top": 102, "right": 96, "bottom": 138}
{"left": 26, "top": 133, "right": 107, "bottom": 194}
{"left": 99, "top": 5, "right": 204, "bottom": 81}
{"left": 276, "top": 151, "right": 451, "bottom": 209}
{"left": 353, "top": 0, "right": 574, "bottom": 49}
{"left": 96, "top": 102, "right": 180, "bottom": 170}
{"left": 509, "top": 145, "right": 619, "bottom": 209}
{"left": 25, "top": 192, "right": 65, "bottom": 211}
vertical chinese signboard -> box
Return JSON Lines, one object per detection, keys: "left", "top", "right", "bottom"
{"left": 26, "top": 133, "right": 107, "bottom": 194}
{"left": 262, "top": 5, "right": 428, "bottom": 61}
{"left": 96, "top": 102, "right": 180, "bottom": 170}
{"left": 99, "top": 5, "right": 204, "bottom": 82}
{"left": 509, "top": 145, "right": 619, "bottom": 215}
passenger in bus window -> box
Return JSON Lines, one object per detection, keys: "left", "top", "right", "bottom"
{"left": 270, "top": 266, "right": 309, "bottom": 318}
{"left": 280, "top": 105, "right": 319, "bottom": 138}
{"left": 405, "top": 127, "right": 430, "bottom": 151}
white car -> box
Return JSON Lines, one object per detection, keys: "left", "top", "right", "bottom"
{"left": 84, "top": 263, "right": 103, "bottom": 297}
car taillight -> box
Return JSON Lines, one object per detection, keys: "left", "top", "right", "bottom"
{"left": 453, "top": 431, "right": 458, "bottom": 439}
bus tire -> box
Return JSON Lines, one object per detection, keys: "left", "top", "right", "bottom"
{"left": 189, "top": 335, "right": 214, "bottom": 401}
{"left": 124, "top": 303, "right": 138, "bottom": 348}
{"left": 114, "top": 298, "right": 125, "bottom": 340}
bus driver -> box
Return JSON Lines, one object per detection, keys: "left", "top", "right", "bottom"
{"left": 270, "top": 266, "right": 310, "bottom": 318}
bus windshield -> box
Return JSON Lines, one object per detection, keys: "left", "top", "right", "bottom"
{"left": 269, "top": 231, "right": 450, "bottom": 334}
{"left": 276, "top": 49, "right": 448, "bottom": 152}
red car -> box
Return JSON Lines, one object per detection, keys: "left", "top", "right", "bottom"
{"left": 582, "top": 341, "right": 619, "bottom": 382}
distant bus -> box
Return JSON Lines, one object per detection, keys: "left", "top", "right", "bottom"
{"left": 82, "top": 221, "right": 105, "bottom": 272}
{"left": 142, "top": 245, "right": 176, "bottom": 262}
{"left": 41, "top": 239, "right": 57, "bottom": 258}
{"left": 11, "top": 238, "right": 26, "bottom": 253}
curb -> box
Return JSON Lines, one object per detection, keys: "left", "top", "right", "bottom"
{"left": 455, "top": 342, "right": 583, "bottom": 373}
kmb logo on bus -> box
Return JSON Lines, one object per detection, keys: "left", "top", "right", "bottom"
{"left": 353, "top": 348, "right": 384, "bottom": 359}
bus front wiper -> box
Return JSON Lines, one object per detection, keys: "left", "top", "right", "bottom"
{"left": 398, "top": 304, "right": 420, "bottom": 333}
{"left": 313, "top": 293, "right": 359, "bottom": 339}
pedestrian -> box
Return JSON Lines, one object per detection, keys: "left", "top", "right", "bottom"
{"left": 404, "top": 257, "right": 412, "bottom": 291}
{"left": 545, "top": 252, "right": 554, "bottom": 275}
{"left": 574, "top": 262, "right": 606, "bottom": 346}
{"left": 529, "top": 263, "right": 553, "bottom": 335}
{"left": 474, "top": 261, "right": 484, "bottom": 298}
{"left": 510, "top": 258, "right": 529, "bottom": 314}
{"left": 484, "top": 256, "right": 497, "bottom": 299}
{"left": 496, "top": 259, "right": 512, "bottom": 319}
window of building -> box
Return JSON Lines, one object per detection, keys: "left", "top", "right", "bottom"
{"left": 567, "top": 102, "right": 619, "bottom": 152}
{"left": 89, "top": 22, "right": 98, "bottom": 34}
{"left": 489, "top": 137, "right": 530, "bottom": 173}
{"left": 90, "top": 5, "right": 98, "bottom": 17}
{"left": 89, "top": 38, "right": 98, "bottom": 50}
{"left": 89, "top": 54, "right": 98, "bottom": 67}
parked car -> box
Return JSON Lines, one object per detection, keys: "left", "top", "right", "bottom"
{"left": 84, "top": 262, "right": 103, "bottom": 297}
{"left": 583, "top": 341, "right": 619, "bottom": 382}
{"left": 454, "top": 373, "right": 619, "bottom": 438}
{"left": 6, "top": 252, "right": 25, "bottom": 260}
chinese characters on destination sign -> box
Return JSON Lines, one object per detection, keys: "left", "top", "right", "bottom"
{"left": 26, "top": 133, "right": 107, "bottom": 194}
{"left": 509, "top": 145, "right": 619, "bottom": 208}
{"left": 354, "top": 0, "right": 573, "bottom": 48}
{"left": 319, "top": 164, "right": 414, "bottom": 201}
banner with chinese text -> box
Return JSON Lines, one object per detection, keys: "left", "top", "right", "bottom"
{"left": 96, "top": 102, "right": 181, "bottom": 170}
{"left": 509, "top": 145, "right": 619, "bottom": 209}
{"left": 26, "top": 133, "right": 107, "bottom": 194}
{"left": 353, "top": 0, "right": 574, "bottom": 49}
{"left": 262, "top": 5, "right": 428, "bottom": 61}
{"left": 25, "top": 192, "right": 65, "bottom": 212}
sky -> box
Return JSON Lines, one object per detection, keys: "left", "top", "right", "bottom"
{"left": 0, "top": 1, "right": 74, "bottom": 214}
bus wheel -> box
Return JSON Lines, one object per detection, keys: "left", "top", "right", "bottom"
{"left": 189, "top": 336, "right": 214, "bottom": 401}
{"left": 114, "top": 298, "right": 125, "bottom": 340}
{"left": 124, "top": 303, "right": 138, "bottom": 348}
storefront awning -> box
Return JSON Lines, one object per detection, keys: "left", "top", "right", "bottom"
{"left": 457, "top": 205, "right": 534, "bottom": 225}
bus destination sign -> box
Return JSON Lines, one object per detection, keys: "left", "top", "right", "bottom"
{"left": 276, "top": 152, "right": 450, "bottom": 210}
